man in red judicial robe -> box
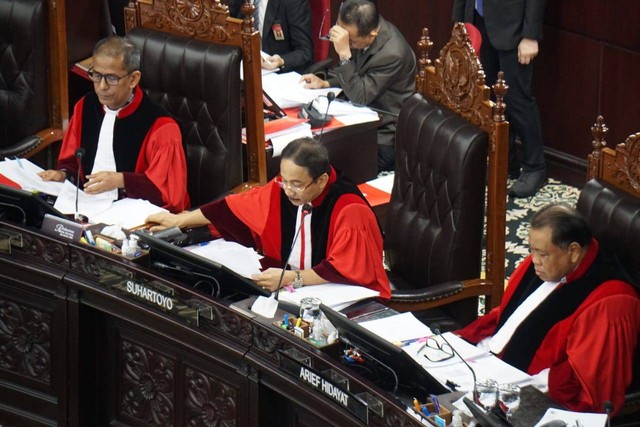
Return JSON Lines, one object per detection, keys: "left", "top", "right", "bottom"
{"left": 146, "top": 137, "right": 390, "bottom": 298}
{"left": 39, "top": 36, "right": 189, "bottom": 213}
{"left": 457, "top": 204, "right": 640, "bottom": 415}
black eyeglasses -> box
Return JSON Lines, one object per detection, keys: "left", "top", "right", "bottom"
{"left": 87, "top": 68, "right": 135, "bottom": 86}
{"left": 418, "top": 337, "right": 455, "bottom": 363}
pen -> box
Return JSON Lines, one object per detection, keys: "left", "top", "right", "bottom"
{"left": 412, "top": 397, "right": 421, "bottom": 412}
{"left": 429, "top": 394, "right": 440, "bottom": 414}
{"left": 295, "top": 317, "right": 302, "bottom": 328}
{"left": 13, "top": 156, "right": 24, "bottom": 169}
{"left": 393, "top": 336, "right": 429, "bottom": 347}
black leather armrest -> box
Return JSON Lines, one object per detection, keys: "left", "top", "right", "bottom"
{"left": 390, "top": 280, "right": 464, "bottom": 303}
{"left": 0, "top": 135, "right": 42, "bottom": 158}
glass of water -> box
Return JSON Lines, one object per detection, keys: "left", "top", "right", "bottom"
{"left": 498, "top": 383, "right": 521, "bottom": 420}
{"left": 474, "top": 379, "right": 498, "bottom": 410}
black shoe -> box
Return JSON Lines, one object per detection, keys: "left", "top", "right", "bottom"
{"left": 508, "top": 168, "right": 521, "bottom": 180}
{"left": 508, "top": 170, "right": 547, "bottom": 198}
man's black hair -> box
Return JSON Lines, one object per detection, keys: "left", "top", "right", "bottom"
{"left": 339, "top": 0, "right": 379, "bottom": 37}
{"left": 281, "top": 137, "right": 331, "bottom": 179}
{"left": 530, "top": 203, "right": 592, "bottom": 249}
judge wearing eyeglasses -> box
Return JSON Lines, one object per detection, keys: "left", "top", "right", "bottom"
{"left": 39, "top": 36, "right": 189, "bottom": 213}
{"left": 146, "top": 137, "right": 390, "bottom": 297}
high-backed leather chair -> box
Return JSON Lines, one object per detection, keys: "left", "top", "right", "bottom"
{"left": 126, "top": 29, "right": 242, "bottom": 206}
{"left": 580, "top": 116, "right": 640, "bottom": 421}
{"left": 0, "top": 0, "right": 68, "bottom": 162}
{"left": 383, "top": 24, "right": 509, "bottom": 330}
{"left": 124, "top": 0, "right": 267, "bottom": 205}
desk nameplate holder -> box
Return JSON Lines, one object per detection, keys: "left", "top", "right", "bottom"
{"left": 41, "top": 213, "right": 84, "bottom": 242}
{"left": 0, "top": 228, "right": 23, "bottom": 254}
{"left": 278, "top": 348, "right": 384, "bottom": 424}
{"left": 98, "top": 269, "right": 214, "bottom": 326}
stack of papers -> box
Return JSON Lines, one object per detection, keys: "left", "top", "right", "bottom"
{"left": 313, "top": 97, "right": 379, "bottom": 127}
{"left": 184, "top": 239, "right": 263, "bottom": 279}
{"left": 263, "top": 116, "right": 313, "bottom": 156}
{"left": 534, "top": 408, "right": 607, "bottom": 427}
{"left": 0, "top": 158, "right": 63, "bottom": 195}
{"left": 278, "top": 283, "right": 379, "bottom": 311}
{"left": 262, "top": 72, "right": 342, "bottom": 109}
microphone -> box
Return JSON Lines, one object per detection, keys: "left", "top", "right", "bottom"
{"left": 274, "top": 203, "right": 313, "bottom": 300}
{"left": 74, "top": 148, "right": 86, "bottom": 222}
{"left": 603, "top": 401, "right": 614, "bottom": 427}
{"left": 316, "top": 91, "right": 336, "bottom": 145}
{"left": 431, "top": 323, "right": 478, "bottom": 399}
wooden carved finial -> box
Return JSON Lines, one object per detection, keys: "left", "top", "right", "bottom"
{"left": 240, "top": 0, "right": 256, "bottom": 33}
{"left": 492, "top": 71, "right": 508, "bottom": 122}
{"left": 417, "top": 28, "right": 433, "bottom": 69}
{"left": 591, "top": 115, "right": 608, "bottom": 150}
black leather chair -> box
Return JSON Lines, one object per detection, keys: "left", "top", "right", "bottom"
{"left": 0, "top": 0, "right": 68, "bottom": 162}
{"left": 580, "top": 117, "right": 640, "bottom": 422}
{"left": 126, "top": 28, "right": 243, "bottom": 206}
{"left": 383, "top": 24, "right": 510, "bottom": 330}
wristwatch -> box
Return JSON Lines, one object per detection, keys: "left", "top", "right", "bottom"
{"left": 292, "top": 270, "right": 303, "bottom": 288}
{"left": 339, "top": 56, "right": 351, "bottom": 66}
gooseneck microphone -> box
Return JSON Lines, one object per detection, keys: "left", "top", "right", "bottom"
{"left": 431, "top": 323, "right": 478, "bottom": 399}
{"left": 316, "top": 91, "right": 336, "bottom": 145}
{"left": 603, "top": 401, "right": 614, "bottom": 427}
{"left": 74, "top": 148, "right": 85, "bottom": 222}
{"left": 274, "top": 203, "right": 312, "bottom": 300}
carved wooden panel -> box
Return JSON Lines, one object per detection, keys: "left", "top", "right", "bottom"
{"left": 120, "top": 339, "right": 176, "bottom": 426}
{"left": 0, "top": 296, "right": 51, "bottom": 385}
{"left": 184, "top": 365, "right": 238, "bottom": 426}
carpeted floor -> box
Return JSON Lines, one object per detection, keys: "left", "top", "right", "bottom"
{"left": 504, "top": 177, "right": 581, "bottom": 278}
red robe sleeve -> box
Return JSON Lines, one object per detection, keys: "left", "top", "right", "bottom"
{"left": 128, "top": 117, "right": 189, "bottom": 213}
{"left": 313, "top": 198, "right": 390, "bottom": 299}
{"left": 57, "top": 98, "right": 85, "bottom": 178}
{"left": 548, "top": 288, "right": 640, "bottom": 415}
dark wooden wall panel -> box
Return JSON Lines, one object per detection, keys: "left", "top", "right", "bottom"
{"left": 534, "top": 28, "right": 600, "bottom": 161}
{"left": 600, "top": 47, "right": 640, "bottom": 146}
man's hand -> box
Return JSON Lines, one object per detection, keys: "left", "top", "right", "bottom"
{"left": 299, "top": 73, "right": 330, "bottom": 89}
{"left": 38, "top": 169, "right": 66, "bottom": 182}
{"left": 329, "top": 24, "right": 351, "bottom": 59}
{"left": 252, "top": 268, "right": 294, "bottom": 292}
{"left": 146, "top": 212, "right": 181, "bottom": 232}
{"left": 262, "top": 54, "right": 284, "bottom": 71}
{"left": 518, "top": 38, "right": 539, "bottom": 65}
{"left": 84, "top": 171, "right": 124, "bottom": 195}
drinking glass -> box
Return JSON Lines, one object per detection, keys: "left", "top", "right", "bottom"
{"left": 299, "top": 296, "right": 322, "bottom": 325}
{"left": 474, "top": 379, "right": 498, "bottom": 410}
{"left": 498, "top": 383, "right": 521, "bottom": 420}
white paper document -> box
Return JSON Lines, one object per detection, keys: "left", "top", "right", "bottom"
{"left": 262, "top": 71, "right": 342, "bottom": 108}
{"left": 0, "top": 158, "right": 64, "bottom": 195}
{"left": 53, "top": 180, "right": 114, "bottom": 218}
{"left": 278, "top": 283, "right": 379, "bottom": 311}
{"left": 359, "top": 312, "right": 432, "bottom": 343}
{"left": 90, "top": 198, "right": 168, "bottom": 229}
{"left": 184, "top": 239, "right": 263, "bottom": 279}
{"left": 534, "top": 408, "right": 607, "bottom": 427}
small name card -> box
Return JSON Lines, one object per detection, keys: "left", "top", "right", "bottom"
{"left": 41, "top": 213, "right": 84, "bottom": 242}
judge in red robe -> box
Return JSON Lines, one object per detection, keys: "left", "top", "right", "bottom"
{"left": 457, "top": 204, "right": 640, "bottom": 415}
{"left": 147, "top": 137, "right": 390, "bottom": 298}
{"left": 39, "top": 36, "right": 189, "bottom": 213}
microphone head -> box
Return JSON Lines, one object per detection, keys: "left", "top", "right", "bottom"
{"left": 430, "top": 323, "right": 442, "bottom": 334}
{"left": 603, "top": 401, "right": 614, "bottom": 414}
{"left": 327, "top": 91, "right": 336, "bottom": 102}
{"left": 75, "top": 148, "right": 85, "bottom": 158}
{"left": 302, "top": 203, "right": 313, "bottom": 215}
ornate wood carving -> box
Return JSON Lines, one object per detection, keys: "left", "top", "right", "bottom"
{"left": 184, "top": 366, "right": 238, "bottom": 426}
{"left": 425, "top": 23, "right": 491, "bottom": 131}
{"left": 614, "top": 133, "right": 640, "bottom": 193}
{"left": 0, "top": 296, "right": 51, "bottom": 384}
{"left": 120, "top": 339, "right": 175, "bottom": 426}
{"left": 588, "top": 115, "right": 608, "bottom": 180}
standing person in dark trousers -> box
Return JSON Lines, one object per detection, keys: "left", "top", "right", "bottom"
{"left": 453, "top": 0, "right": 548, "bottom": 198}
